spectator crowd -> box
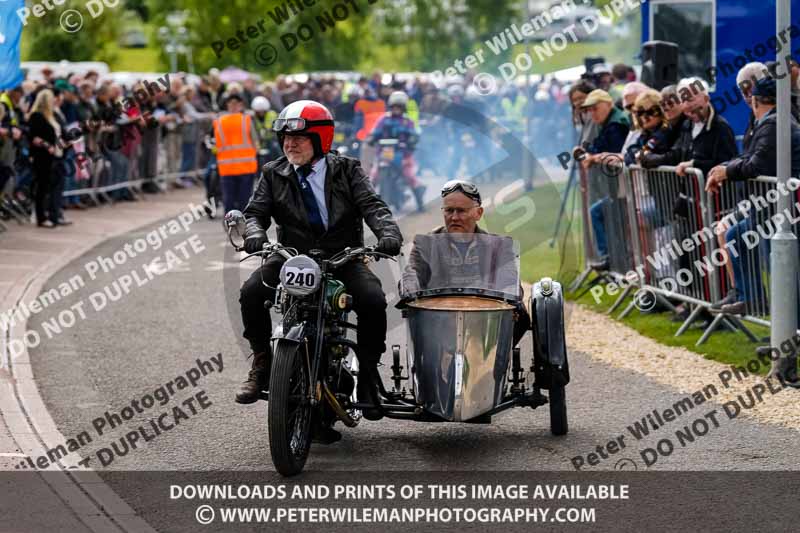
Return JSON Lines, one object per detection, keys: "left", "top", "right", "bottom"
{"left": 568, "top": 57, "right": 800, "bottom": 322}
{"left": 1, "top": 64, "right": 576, "bottom": 231}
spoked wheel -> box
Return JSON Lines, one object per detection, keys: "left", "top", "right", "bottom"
{"left": 268, "top": 340, "right": 313, "bottom": 476}
{"left": 548, "top": 384, "right": 568, "bottom": 436}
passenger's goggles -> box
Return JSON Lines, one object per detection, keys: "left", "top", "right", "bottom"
{"left": 272, "top": 118, "right": 334, "bottom": 132}
{"left": 441, "top": 179, "right": 481, "bottom": 204}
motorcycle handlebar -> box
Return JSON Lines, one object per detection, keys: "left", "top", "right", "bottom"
{"left": 328, "top": 246, "right": 396, "bottom": 268}
{"left": 240, "top": 243, "right": 395, "bottom": 266}
{"left": 238, "top": 242, "right": 297, "bottom": 262}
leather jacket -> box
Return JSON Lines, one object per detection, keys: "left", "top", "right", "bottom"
{"left": 243, "top": 152, "right": 402, "bottom": 255}
{"left": 639, "top": 106, "right": 737, "bottom": 177}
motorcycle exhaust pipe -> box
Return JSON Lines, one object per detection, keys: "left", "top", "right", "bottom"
{"left": 321, "top": 383, "right": 360, "bottom": 428}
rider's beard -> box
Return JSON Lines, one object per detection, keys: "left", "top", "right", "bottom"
{"left": 285, "top": 152, "right": 307, "bottom": 165}
{"left": 285, "top": 148, "right": 314, "bottom": 166}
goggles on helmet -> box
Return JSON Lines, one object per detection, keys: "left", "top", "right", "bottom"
{"left": 441, "top": 179, "right": 481, "bottom": 204}
{"left": 272, "top": 117, "right": 334, "bottom": 132}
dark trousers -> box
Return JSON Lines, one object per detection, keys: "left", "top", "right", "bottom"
{"left": 240, "top": 254, "right": 388, "bottom": 367}
{"left": 48, "top": 164, "right": 65, "bottom": 222}
{"left": 221, "top": 173, "right": 256, "bottom": 213}
{"left": 31, "top": 159, "right": 53, "bottom": 224}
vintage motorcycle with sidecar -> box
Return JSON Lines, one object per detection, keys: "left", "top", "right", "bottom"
{"left": 224, "top": 212, "right": 570, "bottom": 477}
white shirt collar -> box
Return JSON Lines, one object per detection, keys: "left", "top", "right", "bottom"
{"left": 292, "top": 157, "right": 327, "bottom": 176}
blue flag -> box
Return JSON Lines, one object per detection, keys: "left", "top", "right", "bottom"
{"left": 0, "top": 0, "right": 25, "bottom": 89}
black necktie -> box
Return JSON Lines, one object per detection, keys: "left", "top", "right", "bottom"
{"left": 296, "top": 164, "right": 325, "bottom": 235}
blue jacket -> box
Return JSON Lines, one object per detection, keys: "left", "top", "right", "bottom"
{"left": 367, "top": 113, "right": 419, "bottom": 154}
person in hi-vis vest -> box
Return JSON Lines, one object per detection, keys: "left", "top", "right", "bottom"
{"left": 213, "top": 93, "right": 259, "bottom": 211}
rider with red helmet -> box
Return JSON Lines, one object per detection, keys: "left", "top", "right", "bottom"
{"left": 236, "top": 100, "right": 402, "bottom": 434}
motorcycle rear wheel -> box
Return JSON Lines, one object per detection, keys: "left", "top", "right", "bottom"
{"left": 268, "top": 340, "right": 313, "bottom": 476}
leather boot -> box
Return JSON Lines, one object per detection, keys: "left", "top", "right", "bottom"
{"left": 235, "top": 351, "right": 270, "bottom": 404}
{"left": 357, "top": 366, "right": 384, "bottom": 421}
{"left": 413, "top": 184, "right": 426, "bottom": 212}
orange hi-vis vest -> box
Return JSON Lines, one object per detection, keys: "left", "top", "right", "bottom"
{"left": 354, "top": 98, "right": 386, "bottom": 141}
{"left": 213, "top": 113, "right": 258, "bottom": 176}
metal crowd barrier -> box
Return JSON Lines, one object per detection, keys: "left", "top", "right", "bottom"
{"left": 574, "top": 163, "right": 797, "bottom": 345}
{"left": 705, "top": 176, "right": 800, "bottom": 329}
{"left": 0, "top": 116, "right": 217, "bottom": 231}
{"left": 571, "top": 164, "right": 637, "bottom": 307}
{"left": 623, "top": 165, "right": 717, "bottom": 308}
{"left": 62, "top": 116, "right": 215, "bottom": 203}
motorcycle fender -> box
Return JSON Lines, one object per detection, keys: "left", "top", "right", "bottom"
{"left": 530, "top": 279, "right": 570, "bottom": 388}
{"left": 271, "top": 322, "right": 307, "bottom": 343}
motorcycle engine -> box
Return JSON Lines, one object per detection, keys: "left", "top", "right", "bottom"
{"left": 334, "top": 360, "right": 355, "bottom": 399}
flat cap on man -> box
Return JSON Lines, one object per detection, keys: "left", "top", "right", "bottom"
{"left": 581, "top": 89, "right": 614, "bottom": 107}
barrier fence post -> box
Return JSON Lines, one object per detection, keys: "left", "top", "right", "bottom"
{"left": 770, "top": 0, "right": 799, "bottom": 384}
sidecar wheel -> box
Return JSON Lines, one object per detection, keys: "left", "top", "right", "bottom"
{"left": 548, "top": 384, "right": 568, "bottom": 436}
{"left": 268, "top": 340, "right": 313, "bottom": 476}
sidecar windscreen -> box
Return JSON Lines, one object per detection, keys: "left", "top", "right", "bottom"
{"left": 400, "top": 233, "right": 520, "bottom": 302}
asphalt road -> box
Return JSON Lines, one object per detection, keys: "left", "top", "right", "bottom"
{"left": 22, "top": 177, "right": 800, "bottom": 531}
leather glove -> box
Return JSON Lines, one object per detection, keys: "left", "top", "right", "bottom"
{"left": 244, "top": 234, "right": 268, "bottom": 254}
{"left": 376, "top": 236, "right": 402, "bottom": 256}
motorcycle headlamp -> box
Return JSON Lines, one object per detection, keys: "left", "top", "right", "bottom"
{"left": 279, "top": 255, "right": 322, "bottom": 296}
{"left": 272, "top": 118, "right": 334, "bottom": 133}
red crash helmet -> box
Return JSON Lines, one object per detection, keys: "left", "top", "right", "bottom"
{"left": 273, "top": 100, "right": 335, "bottom": 157}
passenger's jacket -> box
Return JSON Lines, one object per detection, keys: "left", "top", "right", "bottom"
{"left": 726, "top": 108, "right": 800, "bottom": 180}
{"left": 639, "top": 106, "right": 737, "bottom": 176}
{"left": 402, "top": 225, "right": 522, "bottom": 300}
{"left": 243, "top": 152, "right": 402, "bottom": 255}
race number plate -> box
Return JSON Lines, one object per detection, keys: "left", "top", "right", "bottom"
{"left": 381, "top": 146, "right": 395, "bottom": 161}
{"left": 284, "top": 268, "right": 316, "bottom": 288}
{"left": 279, "top": 255, "right": 322, "bottom": 296}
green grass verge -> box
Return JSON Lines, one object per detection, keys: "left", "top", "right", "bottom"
{"left": 480, "top": 178, "right": 583, "bottom": 286}
{"left": 571, "top": 286, "right": 770, "bottom": 374}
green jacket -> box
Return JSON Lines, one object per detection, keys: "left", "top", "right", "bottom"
{"left": 587, "top": 106, "right": 630, "bottom": 154}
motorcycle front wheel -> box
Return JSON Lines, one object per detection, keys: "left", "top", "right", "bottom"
{"left": 268, "top": 340, "right": 313, "bottom": 476}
